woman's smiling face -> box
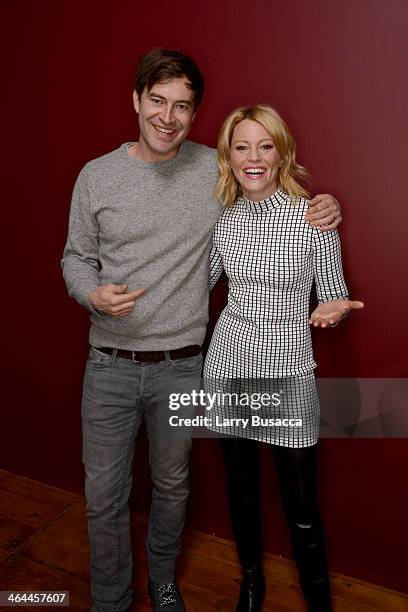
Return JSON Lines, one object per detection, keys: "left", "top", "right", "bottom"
{"left": 230, "top": 119, "right": 281, "bottom": 201}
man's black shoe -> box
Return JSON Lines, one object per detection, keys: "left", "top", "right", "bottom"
{"left": 148, "top": 578, "right": 186, "bottom": 611}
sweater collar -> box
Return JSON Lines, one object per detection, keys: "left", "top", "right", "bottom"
{"left": 240, "top": 188, "right": 289, "bottom": 212}
{"left": 120, "top": 141, "right": 189, "bottom": 168}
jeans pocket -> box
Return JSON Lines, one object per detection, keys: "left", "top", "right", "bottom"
{"left": 171, "top": 353, "right": 203, "bottom": 373}
{"left": 87, "top": 346, "right": 113, "bottom": 368}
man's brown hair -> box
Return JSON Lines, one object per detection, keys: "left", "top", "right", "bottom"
{"left": 134, "top": 48, "right": 205, "bottom": 111}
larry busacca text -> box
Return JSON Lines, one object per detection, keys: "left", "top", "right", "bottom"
{"left": 167, "top": 389, "right": 303, "bottom": 429}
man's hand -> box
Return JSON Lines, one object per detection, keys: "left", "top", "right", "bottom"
{"left": 305, "top": 194, "right": 342, "bottom": 231}
{"left": 89, "top": 284, "right": 146, "bottom": 317}
{"left": 309, "top": 299, "right": 364, "bottom": 328}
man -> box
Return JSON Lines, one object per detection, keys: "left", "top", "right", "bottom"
{"left": 62, "top": 48, "right": 343, "bottom": 612}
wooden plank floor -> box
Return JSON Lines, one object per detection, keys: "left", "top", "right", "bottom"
{"left": 0, "top": 470, "right": 406, "bottom": 611}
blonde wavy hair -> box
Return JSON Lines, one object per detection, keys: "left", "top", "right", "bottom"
{"left": 215, "top": 104, "right": 310, "bottom": 206}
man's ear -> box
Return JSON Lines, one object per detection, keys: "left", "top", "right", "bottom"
{"left": 191, "top": 111, "right": 196, "bottom": 123}
{"left": 133, "top": 90, "right": 140, "bottom": 114}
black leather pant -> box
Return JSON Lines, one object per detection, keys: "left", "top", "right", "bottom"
{"left": 220, "top": 438, "right": 332, "bottom": 612}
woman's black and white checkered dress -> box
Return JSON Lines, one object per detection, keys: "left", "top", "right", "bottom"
{"left": 203, "top": 188, "right": 348, "bottom": 447}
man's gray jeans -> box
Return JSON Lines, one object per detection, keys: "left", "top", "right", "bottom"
{"left": 81, "top": 346, "right": 203, "bottom": 612}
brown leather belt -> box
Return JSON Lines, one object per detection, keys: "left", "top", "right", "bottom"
{"left": 96, "top": 344, "right": 201, "bottom": 363}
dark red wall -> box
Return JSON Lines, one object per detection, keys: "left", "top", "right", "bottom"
{"left": 2, "top": 0, "right": 407, "bottom": 593}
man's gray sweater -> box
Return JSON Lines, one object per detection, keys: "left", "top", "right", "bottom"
{"left": 62, "top": 141, "right": 222, "bottom": 350}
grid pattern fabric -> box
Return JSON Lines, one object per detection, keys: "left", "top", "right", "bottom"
{"left": 203, "top": 189, "right": 348, "bottom": 447}
{"left": 203, "top": 374, "right": 319, "bottom": 447}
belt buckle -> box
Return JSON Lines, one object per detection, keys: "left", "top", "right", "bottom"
{"left": 131, "top": 351, "right": 139, "bottom": 363}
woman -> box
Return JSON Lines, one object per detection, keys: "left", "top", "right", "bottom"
{"left": 204, "top": 104, "right": 363, "bottom": 611}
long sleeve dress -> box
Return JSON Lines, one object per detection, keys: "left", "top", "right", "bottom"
{"left": 203, "top": 188, "right": 349, "bottom": 448}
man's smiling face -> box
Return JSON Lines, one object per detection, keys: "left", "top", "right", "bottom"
{"left": 133, "top": 77, "right": 196, "bottom": 162}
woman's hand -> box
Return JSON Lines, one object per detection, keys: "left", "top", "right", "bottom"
{"left": 309, "top": 299, "right": 364, "bottom": 328}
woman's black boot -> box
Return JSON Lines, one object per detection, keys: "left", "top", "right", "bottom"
{"left": 273, "top": 444, "right": 333, "bottom": 612}
{"left": 219, "top": 438, "right": 266, "bottom": 611}
{"left": 236, "top": 566, "right": 266, "bottom": 611}
{"left": 289, "top": 515, "right": 332, "bottom": 612}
